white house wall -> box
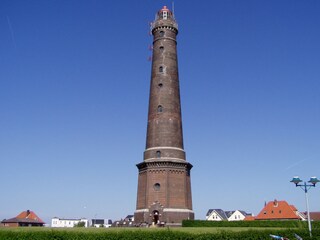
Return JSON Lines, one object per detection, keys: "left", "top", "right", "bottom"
{"left": 207, "top": 212, "right": 223, "bottom": 221}
{"left": 51, "top": 218, "right": 89, "bottom": 228}
{"left": 228, "top": 210, "right": 246, "bottom": 221}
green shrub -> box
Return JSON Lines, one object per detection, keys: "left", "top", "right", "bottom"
{"left": 182, "top": 219, "right": 320, "bottom": 229}
{"left": 0, "top": 228, "right": 320, "bottom": 240}
{"left": 74, "top": 221, "right": 86, "bottom": 228}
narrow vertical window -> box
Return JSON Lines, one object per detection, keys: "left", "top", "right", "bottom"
{"left": 159, "top": 66, "right": 163, "bottom": 73}
{"left": 159, "top": 31, "right": 164, "bottom": 37}
{"left": 163, "top": 12, "right": 168, "bottom": 19}
{"left": 158, "top": 83, "right": 163, "bottom": 88}
{"left": 159, "top": 46, "right": 164, "bottom": 52}
{"left": 157, "top": 105, "right": 163, "bottom": 113}
{"left": 156, "top": 151, "right": 161, "bottom": 158}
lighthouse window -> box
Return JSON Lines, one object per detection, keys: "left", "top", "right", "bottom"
{"left": 158, "top": 83, "right": 163, "bottom": 88}
{"left": 154, "top": 183, "right": 161, "bottom": 191}
{"left": 159, "top": 31, "right": 164, "bottom": 37}
{"left": 156, "top": 151, "right": 161, "bottom": 158}
{"left": 159, "top": 46, "right": 164, "bottom": 51}
{"left": 157, "top": 105, "right": 163, "bottom": 113}
{"left": 159, "top": 66, "right": 163, "bottom": 73}
{"left": 163, "top": 12, "right": 168, "bottom": 19}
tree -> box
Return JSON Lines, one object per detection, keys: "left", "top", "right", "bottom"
{"left": 74, "top": 221, "right": 86, "bottom": 227}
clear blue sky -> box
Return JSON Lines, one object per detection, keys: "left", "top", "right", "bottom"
{"left": 1, "top": 0, "right": 319, "bottom": 223}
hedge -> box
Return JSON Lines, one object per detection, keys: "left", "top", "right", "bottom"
{"left": 0, "top": 229, "right": 319, "bottom": 240}
{"left": 182, "top": 219, "right": 320, "bottom": 229}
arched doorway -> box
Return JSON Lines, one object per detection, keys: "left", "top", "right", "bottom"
{"left": 152, "top": 210, "right": 159, "bottom": 225}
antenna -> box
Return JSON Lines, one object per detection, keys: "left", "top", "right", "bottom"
{"left": 147, "top": 21, "right": 153, "bottom": 62}
{"left": 172, "top": 2, "right": 175, "bottom": 17}
{"left": 148, "top": 21, "right": 153, "bottom": 36}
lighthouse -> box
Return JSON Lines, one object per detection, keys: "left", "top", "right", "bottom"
{"left": 134, "top": 6, "right": 194, "bottom": 226}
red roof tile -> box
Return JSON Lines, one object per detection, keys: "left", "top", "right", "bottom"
{"left": 15, "top": 210, "right": 44, "bottom": 223}
{"left": 244, "top": 215, "right": 255, "bottom": 221}
{"left": 255, "top": 200, "right": 300, "bottom": 220}
{"left": 308, "top": 212, "right": 320, "bottom": 221}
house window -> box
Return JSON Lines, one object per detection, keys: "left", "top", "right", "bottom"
{"left": 157, "top": 105, "right": 163, "bottom": 113}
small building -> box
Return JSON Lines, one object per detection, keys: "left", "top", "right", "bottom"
{"left": 51, "top": 217, "right": 89, "bottom": 227}
{"left": 91, "top": 219, "right": 112, "bottom": 228}
{"left": 1, "top": 210, "right": 45, "bottom": 227}
{"left": 255, "top": 199, "right": 306, "bottom": 221}
{"left": 226, "top": 210, "right": 251, "bottom": 221}
{"left": 124, "top": 215, "right": 134, "bottom": 222}
{"left": 308, "top": 212, "right": 320, "bottom": 221}
{"left": 112, "top": 215, "right": 135, "bottom": 227}
{"left": 206, "top": 209, "right": 251, "bottom": 221}
{"left": 244, "top": 215, "right": 255, "bottom": 221}
{"left": 206, "top": 209, "right": 228, "bottom": 221}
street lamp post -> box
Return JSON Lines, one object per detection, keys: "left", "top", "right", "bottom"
{"left": 290, "top": 176, "right": 320, "bottom": 238}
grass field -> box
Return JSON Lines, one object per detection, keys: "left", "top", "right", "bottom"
{"left": 0, "top": 226, "right": 317, "bottom": 239}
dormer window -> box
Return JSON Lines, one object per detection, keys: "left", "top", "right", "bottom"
{"left": 273, "top": 199, "right": 278, "bottom": 207}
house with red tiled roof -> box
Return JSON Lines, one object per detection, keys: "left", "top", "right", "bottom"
{"left": 1, "top": 210, "right": 45, "bottom": 227}
{"left": 305, "top": 212, "right": 320, "bottom": 221}
{"left": 255, "top": 199, "right": 306, "bottom": 221}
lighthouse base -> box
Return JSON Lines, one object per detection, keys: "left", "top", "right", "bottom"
{"left": 134, "top": 206, "right": 194, "bottom": 227}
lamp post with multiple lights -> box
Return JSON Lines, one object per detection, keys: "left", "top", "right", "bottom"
{"left": 290, "top": 176, "right": 320, "bottom": 237}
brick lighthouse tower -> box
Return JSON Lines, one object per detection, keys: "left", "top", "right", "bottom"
{"left": 134, "top": 6, "right": 194, "bottom": 226}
